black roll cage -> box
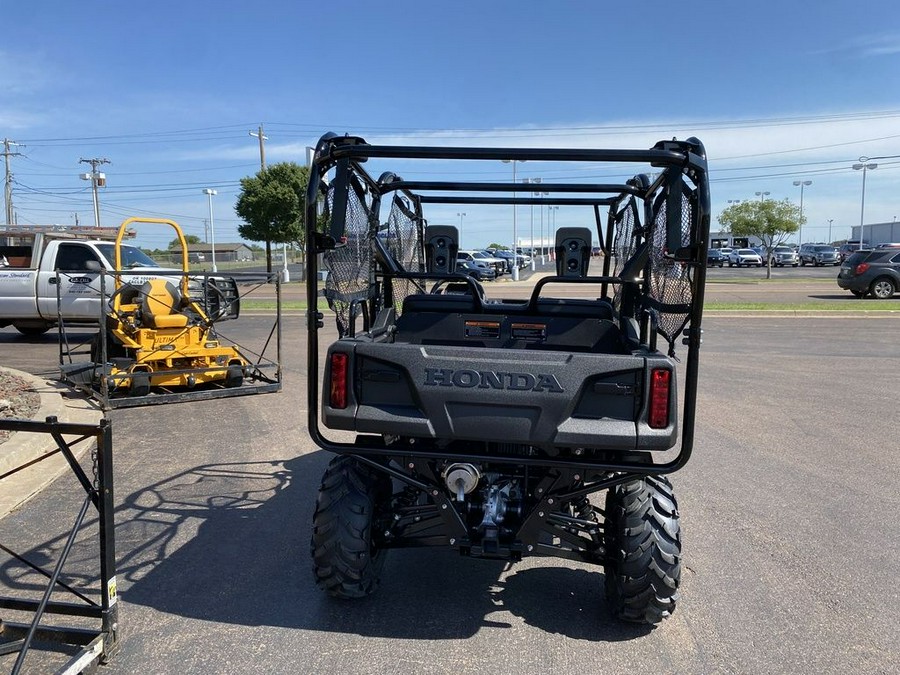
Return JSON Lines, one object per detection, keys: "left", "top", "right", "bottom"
{"left": 305, "top": 133, "right": 711, "bottom": 477}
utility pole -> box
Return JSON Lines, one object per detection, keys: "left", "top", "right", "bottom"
{"left": 249, "top": 124, "right": 267, "bottom": 171}
{"left": 3, "top": 139, "right": 24, "bottom": 226}
{"left": 79, "top": 158, "right": 110, "bottom": 228}
{"left": 249, "top": 124, "right": 285, "bottom": 280}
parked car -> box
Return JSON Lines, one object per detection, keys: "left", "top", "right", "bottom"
{"left": 491, "top": 250, "right": 523, "bottom": 271}
{"left": 728, "top": 248, "right": 763, "bottom": 267}
{"left": 838, "top": 241, "right": 869, "bottom": 262}
{"left": 456, "top": 260, "right": 496, "bottom": 281}
{"left": 458, "top": 250, "right": 506, "bottom": 275}
{"left": 769, "top": 245, "right": 799, "bottom": 267}
{"left": 799, "top": 244, "right": 840, "bottom": 266}
{"left": 706, "top": 249, "right": 727, "bottom": 267}
{"left": 717, "top": 247, "right": 734, "bottom": 258}
{"left": 875, "top": 242, "right": 900, "bottom": 249}
{"left": 837, "top": 249, "right": 900, "bottom": 299}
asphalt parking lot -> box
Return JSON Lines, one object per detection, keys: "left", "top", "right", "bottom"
{"left": 1, "top": 276, "right": 899, "bottom": 674}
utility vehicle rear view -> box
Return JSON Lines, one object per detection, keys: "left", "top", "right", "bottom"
{"left": 305, "top": 133, "right": 710, "bottom": 625}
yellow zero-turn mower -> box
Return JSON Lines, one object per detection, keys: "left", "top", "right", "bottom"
{"left": 97, "top": 217, "right": 245, "bottom": 397}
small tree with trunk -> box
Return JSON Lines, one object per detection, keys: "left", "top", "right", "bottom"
{"left": 718, "top": 199, "right": 802, "bottom": 279}
{"left": 235, "top": 162, "right": 309, "bottom": 275}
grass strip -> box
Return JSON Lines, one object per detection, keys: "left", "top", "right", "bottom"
{"left": 705, "top": 301, "right": 898, "bottom": 311}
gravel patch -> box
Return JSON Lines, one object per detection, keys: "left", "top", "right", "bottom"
{"left": 0, "top": 370, "right": 42, "bottom": 444}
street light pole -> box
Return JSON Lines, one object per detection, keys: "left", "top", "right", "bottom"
{"left": 852, "top": 159, "right": 877, "bottom": 246}
{"left": 203, "top": 188, "right": 218, "bottom": 273}
{"left": 523, "top": 177, "right": 540, "bottom": 270}
{"left": 537, "top": 188, "right": 549, "bottom": 263}
{"left": 502, "top": 159, "right": 525, "bottom": 280}
{"left": 549, "top": 206, "right": 559, "bottom": 255}
{"left": 456, "top": 212, "right": 466, "bottom": 243}
{"left": 726, "top": 200, "right": 742, "bottom": 247}
{"left": 828, "top": 219, "right": 834, "bottom": 244}
{"left": 792, "top": 180, "right": 812, "bottom": 245}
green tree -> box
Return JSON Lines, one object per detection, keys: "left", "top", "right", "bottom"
{"left": 235, "top": 162, "right": 310, "bottom": 275}
{"left": 718, "top": 199, "right": 802, "bottom": 279}
{"left": 167, "top": 234, "right": 202, "bottom": 249}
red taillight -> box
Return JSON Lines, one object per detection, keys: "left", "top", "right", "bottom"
{"left": 648, "top": 368, "right": 671, "bottom": 429}
{"left": 855, "top": 263, "right": 869, "bottom": 275}
{"left": 330, "top": 352, "right": 349, "bottom": 409}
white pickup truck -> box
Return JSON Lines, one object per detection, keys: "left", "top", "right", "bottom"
{"left": 0, "top": 230, "right": 237, "bottom": 336}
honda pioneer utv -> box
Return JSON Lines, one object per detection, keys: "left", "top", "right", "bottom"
{"left": 305, "top": 133, "right": 710, "bottom": 625}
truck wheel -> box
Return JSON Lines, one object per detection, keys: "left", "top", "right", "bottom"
{"left": 870, "top": 277, "right": 896, "bottom": 299}
{"left": 311, "top": 455, "right": 392, "bottom": 599}
{"left": 13, "top": 323, "right": 51, "bottom": 337}
{"left": 604, "top": 475, "right": 681, "bottom": 625}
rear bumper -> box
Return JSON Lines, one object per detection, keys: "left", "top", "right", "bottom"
{"left": 837, "top": 275, "right": 867, "bottom": 291}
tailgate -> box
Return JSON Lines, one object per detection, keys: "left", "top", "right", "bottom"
{"left": 323, "top": 342, "right": 677, "bottom": 452}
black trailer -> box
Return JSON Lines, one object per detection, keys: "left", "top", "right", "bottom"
{"left": 304, "top": 133, "right": 710, "bottom": 625}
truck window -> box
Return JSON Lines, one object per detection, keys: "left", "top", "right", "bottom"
{"left": 95, "top": 243, "right": 161, "bottom": 269}
{"left": 56, "top": 243, "right": 102, "bottom": 271}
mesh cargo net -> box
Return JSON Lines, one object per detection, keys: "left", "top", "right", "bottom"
{"left": 384, "top": 195, "right": 424, "bottom": 315}
{"left": 647, "top": 184, "right": 695, "bottom": 352}
{"left": 610, "top": 197, "right": 640, "bottom": 310}
{"left": 323, "top": 177, "right": 377, "bottom": 336}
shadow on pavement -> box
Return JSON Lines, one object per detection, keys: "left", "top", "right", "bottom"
{"left": 1, "top": 452, "right": 649, "bottom": 643}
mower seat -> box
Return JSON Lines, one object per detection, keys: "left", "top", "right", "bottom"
{"left": 140, "top": 279, "right": 189, "bottom": 329}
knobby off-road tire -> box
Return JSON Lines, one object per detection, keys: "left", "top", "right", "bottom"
{"left": 311, "top": 455, "right": 392, "bottom": 599}
{"left": 604, "top": 475, "right": 681, "bottom": 625}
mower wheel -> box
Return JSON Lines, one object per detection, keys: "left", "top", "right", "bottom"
{"left": 224, "top": 364, "right": 244, "bottom": 388}
{"left": 311, "top": 455, "right": 392, "bottom": 599}
{"left": 129, "top": 373, "right": 151, "bottom": 398}
{"left": 604, "top": 475, "right": 681, "bottom": 625}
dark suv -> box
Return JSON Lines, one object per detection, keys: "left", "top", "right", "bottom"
{"left": 837, "top": 249, "right": 900, "bottom": 299}
{"left": 800, "top": 244, "right": 840, "bottom": 266}
{"left": 839, "top": 241, "right": 869, "bottom": 262}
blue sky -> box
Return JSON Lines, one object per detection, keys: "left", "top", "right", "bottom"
{"left": 3, "top": 1, "right": 900, "bottom": 249}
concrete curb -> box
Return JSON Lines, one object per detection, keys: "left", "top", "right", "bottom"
{"left": 0, "top": 368, "right": 104, "bottom": 520}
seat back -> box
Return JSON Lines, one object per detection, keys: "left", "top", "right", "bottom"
{"left": 140, "top": 279, "right": 189, "bottom": 329}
